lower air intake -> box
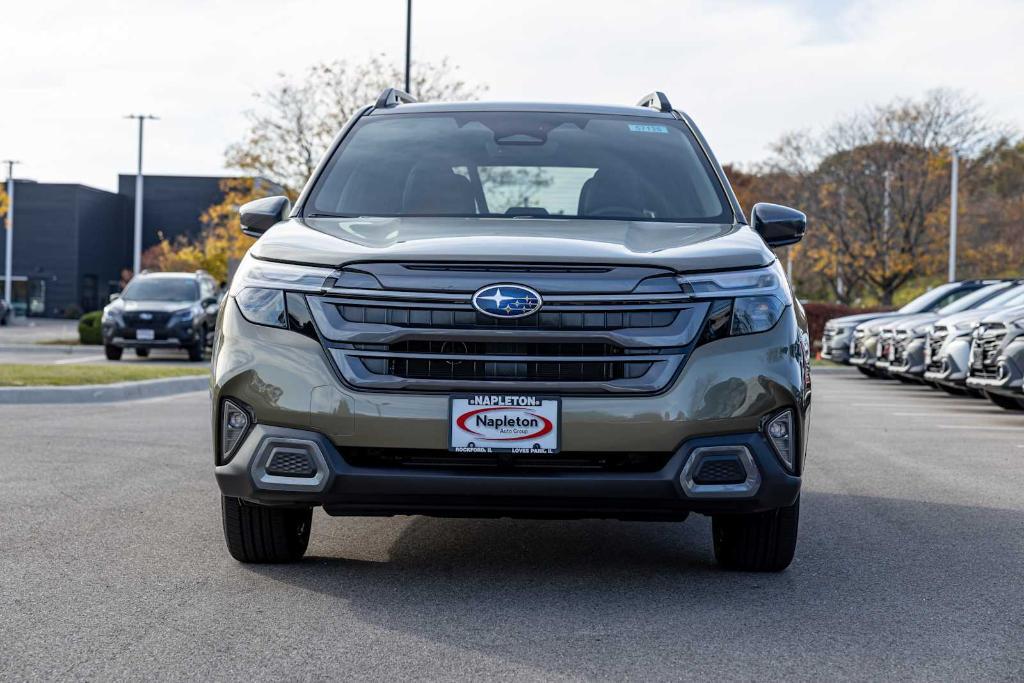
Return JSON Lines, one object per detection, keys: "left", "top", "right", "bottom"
{"left": 265, "top": 450, "right": 317, "bottom": 477}
{"left": 693, "top": 456, "right": 746, "bottom": 484}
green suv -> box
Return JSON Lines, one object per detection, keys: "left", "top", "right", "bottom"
{"left": 212, "top": 90, "right": 811, "bottom": 571}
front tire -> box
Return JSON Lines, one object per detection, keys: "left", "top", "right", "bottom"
{"left": 221, "top": 496, "right": 312, "bottom": 563}
{"left": 186, "top": 327, "right": 205, "bottom": 362}
{"left": 986, "top": 393, "right": 1024, "bottom": 411}
{"left": 104, "top": 344, "right": 123, "bottom": 361}
{"left": 712, "top": 497, "right": 799, "bottom": 572}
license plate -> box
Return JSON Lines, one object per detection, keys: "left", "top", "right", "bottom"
{"left": 449, "top": 395, "right": 560, "bottom": 454}
{"left": 136, "top": 329, "right": 155, "bottom": 341}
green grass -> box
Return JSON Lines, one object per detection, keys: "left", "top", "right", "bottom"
{"left": 0, "top": 364, "right": 209, "bottom": 387}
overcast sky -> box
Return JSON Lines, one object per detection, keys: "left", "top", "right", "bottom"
{"left": 2, "top": 0, "right": 1021, "bottom": 192}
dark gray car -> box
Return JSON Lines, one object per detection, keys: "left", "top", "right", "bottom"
{"left": 211, "top": 90, "right": 811, "bottom": 571}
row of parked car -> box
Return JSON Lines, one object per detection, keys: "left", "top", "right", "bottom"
{"left": 822, "top": 279, "right": 1024, "bottom": 410}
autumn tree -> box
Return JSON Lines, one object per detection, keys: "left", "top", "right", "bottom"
{"left": 227, "top": 54, "right": 485, "bottom": 194}
{"left": 745, "top": 90, "right": 1008, "bottom": 304}
{"left": 142, "top": 178, "right": 266, "bottom": 282}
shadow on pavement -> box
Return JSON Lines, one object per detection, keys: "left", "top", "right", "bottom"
{"left": 243, "top": 491, "right": 1024, "bottom": 678}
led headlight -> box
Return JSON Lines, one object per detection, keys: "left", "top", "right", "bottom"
{"left": 1013, "top": 317, "right": 1024, "bottom": 330}
{"left": 101, "top": 306, "right": 123, "bottom": 325}
{"left": 230, "top": 257, "right": 335, "bottom": 329}
{"left": 169, "top": 307, "right": 195, "bottom": 325}
{"left": 677, "top": 262, "right": 791, "bottom": 338}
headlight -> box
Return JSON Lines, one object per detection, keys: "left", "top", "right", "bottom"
{"left": 101, "top": 307, "right": 123, "bottom": 325}
{"left": 169, "top": 308, "right": 195, "bottom": 324}
{"left": 1014, "top": 317, "right": 1024, "bottom": 330}
{"left": 676, "top": 262, "right": 790, "bottom": 337}
{"left": 231, "top": 257, "right": 335, "bottom": 329}
{"left": 912, "top": 324, "right": 930, "bottom": 336}
{"left": 952, "top": 321, "right": 976, "bottom": 334}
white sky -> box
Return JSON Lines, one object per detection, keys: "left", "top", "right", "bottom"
{"left": 2, "top": 0, "right": 1021, "bottom": 192}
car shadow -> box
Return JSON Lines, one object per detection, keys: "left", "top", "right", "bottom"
{"left": 241, "top": 491, "right": 1024, "bottom": 678}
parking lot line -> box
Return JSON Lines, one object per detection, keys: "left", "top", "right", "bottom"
{"left": 936, "top": 425, "right": 1024, "bottom": 432}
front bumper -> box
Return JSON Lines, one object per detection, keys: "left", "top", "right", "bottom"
{"left": 890, "top": 338, "right": 927, "bottom": 378}
{"left": 103, "top": 321, "right": 198, "bottom": 349}
{"left": 820, "top": 332, "right": 851, "bottom": 363}
{"left": 215, "top": 424, "right": 801, "bottom": 518}
{"left": 211, "top": 299, "right": 809, "bottom": 517}
{"left": 923, "top": 337, "right": 972, "bottom": 387}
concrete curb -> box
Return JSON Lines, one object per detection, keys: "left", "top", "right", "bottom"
{"left": 0, "top": 375, "right": 210, "bottom": 404}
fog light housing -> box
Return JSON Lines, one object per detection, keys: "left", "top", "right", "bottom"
{"left": 765, "top": 410, "right": 796, "bottom": 472}
{"left": 220, "top": 399, "right": 252, "bottom": 464}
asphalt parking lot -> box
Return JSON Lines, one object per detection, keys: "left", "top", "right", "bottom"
{"left": 2, "top": 367, "right": 1023, "bottom": 680}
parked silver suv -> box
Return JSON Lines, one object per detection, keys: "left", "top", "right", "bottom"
{"left": 212, "top": 90, "right": 811, "bottom": 571}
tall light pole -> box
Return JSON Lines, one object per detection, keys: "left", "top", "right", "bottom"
{"left": 948, "top": 148, "right": 959, "bottom": 283}
{"left": 125, "top": 114, "right": 158, "bottom": 275}
{"left": 404, "top": 0, "right": 412, "bottom": 93}
{"left": 3, "top": 160, "right": 19, "bottom": 308}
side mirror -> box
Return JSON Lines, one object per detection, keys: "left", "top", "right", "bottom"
{"left": 108, "top": 293, "right": 121, "bottom": 303}
{"left": 202, "top": 297, "right": 218, "bottom": 308}
{"left": 239, "top": 196, "right": 291, "bottom": 237}
{"left": 751, "top": 203, "right": 807, "bottom": 248}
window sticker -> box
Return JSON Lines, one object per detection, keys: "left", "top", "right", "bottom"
{"left": 628, "top": 124, "right": 669, "bottom": 134}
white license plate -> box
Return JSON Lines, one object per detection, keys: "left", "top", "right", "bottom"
{"left": 136, "top": 329, "right": 155, "bottom": 341}
{"left": 449, "top": 395, "right": 560, "bottom": 454}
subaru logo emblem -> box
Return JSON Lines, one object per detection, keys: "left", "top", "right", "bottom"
{"left": 472, "top": 284, "right": 542, "bottom": 319}
{"left": 139, "top": 312, "right": 153, "bottom": 320}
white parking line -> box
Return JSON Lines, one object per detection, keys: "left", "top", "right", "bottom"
{"left": 937, "top": 425, "right": 1024, "bottom": 432}
{"left": 52, "top": 355, "right": 106, "bottom": 365}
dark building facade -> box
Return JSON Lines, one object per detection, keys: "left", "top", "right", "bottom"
{"left": 0, "top": 174, "right": 239, "bottom": 317}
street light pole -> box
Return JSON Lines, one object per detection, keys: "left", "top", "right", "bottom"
{"left": 3, "top": 159, "right": 19, "bottom": 307}
{"left": 125, "top": 114, "right": 158, "bottom": 276}
{"left": 404, "top": 0, "right": 412, "bottom": 93}
{"left": 948, "top": 148, "right": 959, "bottom": 283}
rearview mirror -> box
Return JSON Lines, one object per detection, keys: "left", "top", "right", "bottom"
{"left": 751, "top": 203, "right": 807, "bottom": 248}
{"left": 239, "top": 196, "right": 291, "bottom": 237}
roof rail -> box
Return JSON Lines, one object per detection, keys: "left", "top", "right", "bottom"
{"left": 375, "top": 87, "right": 418, "bottom": 109}
{"left": 636, "top": 91, "right": 673, "bottom": 113}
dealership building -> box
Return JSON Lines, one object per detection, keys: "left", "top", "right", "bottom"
{"left": 1, "top": 175, "right": 250, "bottom": 317}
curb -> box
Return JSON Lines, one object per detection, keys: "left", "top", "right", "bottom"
{"left": 0, "top": 375, "right": 210, "bottom": 405}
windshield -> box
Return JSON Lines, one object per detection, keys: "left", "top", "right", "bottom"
{"left": 122, "top": 278, "right": 198, "bottom": 302}
{"left": 935, "top": 283, "right": 1012, "bottom": 315}
{"left": 305, "top": 112, "right": 731, "bottom": 223}
{"left": 978, "top": 283, "right": 1024, "bottom": 309}
{"left": 898, "top": 283, "right": 980, "bottom": 314}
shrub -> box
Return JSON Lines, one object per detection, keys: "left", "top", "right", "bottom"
{"left": 802, "top": 302, "right": 890, "bottom": 353}
{"left": 78, "top": 311, "right": 103, "bottom": 345}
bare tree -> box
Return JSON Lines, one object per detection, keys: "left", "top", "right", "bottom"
{"left": 226, "top": 54, "right": 486, "bottom": 194}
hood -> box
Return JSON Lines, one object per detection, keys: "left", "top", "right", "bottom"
{"left": 828, "top": 311, "right": 896, "bottom": 327}
{"left": 250, "top": 217, "right": 775, "bottom": 273}
{"left": 895, "top": 313, "right": 942, "bottom": 333}
{"left": 111, "top": 300, "right": 194, "bottom": 314}
{"left": 934, "top": 309, "right": 991, "bottom": 329}
{"left": 979, "top": 303, "right": 1024, "bottom": 325}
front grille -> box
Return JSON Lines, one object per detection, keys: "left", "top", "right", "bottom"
{"left": 339, "top": 304, "right": 677, "bottom": 331}
{"left": 926, "top": 330, "right": 947, "bottom": 372}
{"left": 307, "top": 268, "right": 703, "bottom": 393}
{"left": 124, "top": 311, "right": 172, "bottom": 326}
{"left": 353, "top": 340, "right": 651, "bottom": 382}
{"left": 342, "top": 447, "right": 672, "bottom": 473}
{"left": 971, "top": 325, "right": 1006, "bottom": 378}
{"left": 891, "top": 334, "right": 910, "bottom": 366}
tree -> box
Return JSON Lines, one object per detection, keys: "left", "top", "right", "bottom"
{"left": 0, "top": 188, "right": 8, "bottom": 223}
{"left": 750, "top": 90, "right": 1007, "bottom": 304}
{"left": 142, "top": 178, "right": 264, "bottom": 282}
{"left": 226, "top": 54, "right": 486, "bottom": 194}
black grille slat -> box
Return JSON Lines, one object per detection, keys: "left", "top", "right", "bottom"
{"left": 265, "top": 451, "right": 317, "bottom": 477}
{"left": 343, "top": 447, "right": 672, "bottom": 473}
{"left": 339, "top": 304, "right": 677, "bottom": 331}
